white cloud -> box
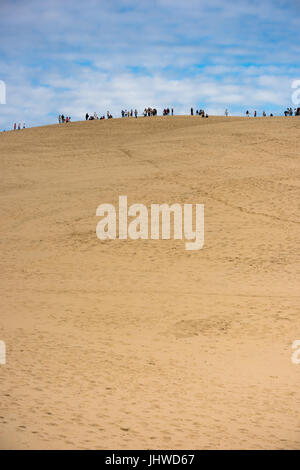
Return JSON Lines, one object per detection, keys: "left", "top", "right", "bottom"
{"left": 0, "top": 0, "right": 300, "bottom": 129}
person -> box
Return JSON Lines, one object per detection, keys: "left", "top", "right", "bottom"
{"left": 61, "top": 115, "right": 65, "bottom": 123}
{"left": 254, "top": 110, "right": 257, "bottom": 117}
{"left": 134, "top": 109, "right": 138, "bottom": 118}
{"left": 58, "top": 115, "right": 61, "bottom": 124}
{"left": 246, "top": 110, "right": 249, "bottom": 117}
{"left": 191, "top": 107, "right": 194, "bottom": 116}
{"left": 14, "top": 123, "right": 16, "bottom": 130}
{"left": 86, "top": 113, "right": 89, "bottom": 121}
{"left": 171, "top": 108, "right": 174, "bottom": 115}
{"left": 225, "top": 109, "right": 228, "bottom": 116}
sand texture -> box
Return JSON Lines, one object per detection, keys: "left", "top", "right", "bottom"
{"left": 0, "top": 116, "right": 299, "bottom": 449}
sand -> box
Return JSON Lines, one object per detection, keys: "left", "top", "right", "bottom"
{"left": 0, "top": 115, "right": 299, "bottom": 449}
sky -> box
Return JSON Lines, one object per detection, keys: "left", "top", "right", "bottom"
{"left": 0, "top": 0, "right": 300, "bottom": 129}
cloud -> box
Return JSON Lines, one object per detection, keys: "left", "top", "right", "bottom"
{"left": 0, "top": 0, "right": 300, "bottom": 129}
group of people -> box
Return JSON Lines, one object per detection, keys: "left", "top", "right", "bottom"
{"left": 121, "top": 109, "right": 138, "bottom": 118}
{"left": 13, "top": 122, "right": 25, "bottom": 130}
{"left": 77, "top": 106, "right": 300, "bottom": 124}
{"left": 284, "top": 107, "right": 294, "bottom": 116}
{"left": 58, "top": 115, "right": 71, "bottom": 123}
{"left": 55, "top": 106, "right": 300, "bottom": 130}
{"left": 86, "top": 112, "right": 113, "bottom": 120}
{"left": 196, "top": 109, "right": 208, "bottom": 117}
{"left": 163, "top": 108, "right": 173, "bottom": 116}
{"left": 284, "top": 107, "right": 300, "bottom": 116}
{"left": 190, "top": 107, "right": 208, "bottom": 117}
{"left": 143, "top": 108, "right": 157, "bottom": 117}
{"left": 84, "top": 107, "right": 212, "bottom": 119}
{"left": 11, "top": 105, "right": 300, "bottom": 133}
{"left": 245, "top": 110, "right": 272, "bottom": 117}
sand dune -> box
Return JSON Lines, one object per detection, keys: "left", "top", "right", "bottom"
{"left": 0, "top": 115, "right": 299, "bottom": 449}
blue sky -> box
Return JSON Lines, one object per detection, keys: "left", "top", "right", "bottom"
{"left": 0, "top": 0, "right": 300, "bottom": 129}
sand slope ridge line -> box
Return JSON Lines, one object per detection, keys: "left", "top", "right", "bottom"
{"left": 199, "top": 190, "right": 300, "bottom": 225}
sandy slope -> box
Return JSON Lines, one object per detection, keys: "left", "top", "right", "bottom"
{"left": 0, "top": 115, "right": 299, "bottom": 449}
